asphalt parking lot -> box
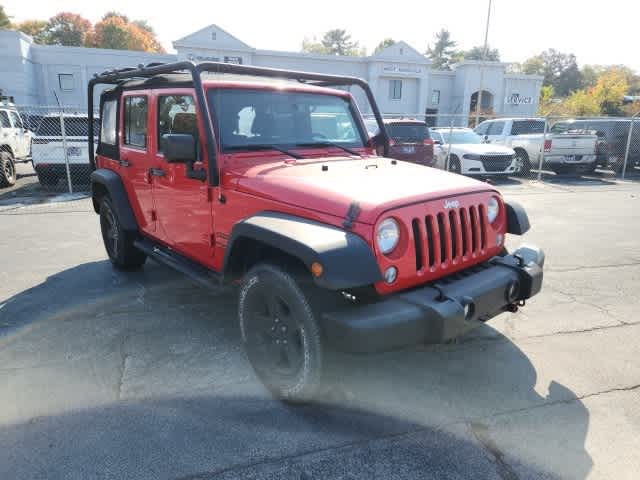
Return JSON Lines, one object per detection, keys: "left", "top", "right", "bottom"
{"left": 1, "top": 179, "right": 639, "bottom": 479}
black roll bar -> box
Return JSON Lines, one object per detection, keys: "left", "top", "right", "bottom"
{"left": 87, "top": 60, "right": 390, "bottom": 186}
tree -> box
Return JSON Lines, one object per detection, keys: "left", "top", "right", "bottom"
{"left": 591, "top": 68, "right": 629, "bottom": 115}
{"left": 0, "top": 5, "right": 11, "bottom": 29}
{"left": 459, "top": 45, "right": 500, "bottom": 62}
{"left": 426, "top": 29, "right": 457, "bottom": 70}
{"left": 374, "top": 38, "right": 395, "bottom": 54}
{"left": 43, "top": 12, "right": 91, "bottom": 46}
{"left": 522, "top": 49, "right": 581, "bottom": 97}
{"left": 302, "top": 29, "right": 363, "bottom": 56}
{"left": 15, "top": 20, "right": 47, "bottom": 43}
{"left": 537, "top": 85, "right": 556, "bottom": 116}
{"left": 89, "top": 12, "right": 165, "bottom": 53}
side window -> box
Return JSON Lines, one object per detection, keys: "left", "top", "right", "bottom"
{"left": 158, "top": 95, "right": 197, "bottom": 150}
{"left": 123, "top": 96, "right": 148, "bottom": 149}
{"left": 9, "top": 111, "right": 23, "bottom": 129}
{"left": 0, "top": 111, "right": 10, "bottom": 128}
{"left": 487, "top": 121, "right": 505, "bottom": 135}
{"left": 475, "top": 122, "right": 488, "bottom": 135}
{"left": 101, "top": 100, "right": 117, "bottom": 145}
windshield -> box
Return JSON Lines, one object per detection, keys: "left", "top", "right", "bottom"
{"left": 36, "top": 117, "right": 99, "bottom": 137}
{"left": 387, "top": 123, "right": 429, "bottom": 142}
{"left": 207, "top": 88, "right": 366, "bottom": 152}
{"left": 438, "top": 130, "right": 482, "bottom": 144}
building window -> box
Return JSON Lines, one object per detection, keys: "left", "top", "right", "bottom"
{"left": 211, "top": 31, "right": 217, "bottom": 40}
{"left": 58, "top": 74, "right": 74, "bottom": 91}
{"left": 124, "top": 96, "right": 148, "bottom": 149}
{"left": 389, "top": 79, "right": 402, "bottom": 100}
{"left": 431, "top": 90, "right": 440, "bottom": 105}
{"left": 224, "top": 56, "right": 243, "bottom": 64}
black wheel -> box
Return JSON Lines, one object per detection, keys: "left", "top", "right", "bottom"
{"left": 447, "top": 155, "right": 462, "bottom": 174}
{"left": 582, "top": 162, "right": 597, "bottom": 174}
{"left": 0, "top": 152, "right": 16, "bottom": 188}
{"left": 239, "top": 263, "right": 324, "bottom": 402}
{"left": 551, "top": 166, "right": 572, "bottom": 175}
{"left": 99, "top": 196, "right": 146, "bottom": 270}
{"left": 513, "top": 149, "right": 530, "bottom": 177}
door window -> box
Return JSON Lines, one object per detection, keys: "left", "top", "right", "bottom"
{"left": 123, "top": 96, "right": 148, "bottom": 149}
{"left": 487, "top": 121, "right": 505, "bottom": 135}
{"left": 157, "top": 95, "right": 197, "bottom": 149}
{"left": 9, "top": 111, "right": 23, "bottom": 129}
{"left": 0, "top": 111, "right": 10, "bottom": 128}
{"left": 475, "top": 122, "right": 488, "bottom": 135}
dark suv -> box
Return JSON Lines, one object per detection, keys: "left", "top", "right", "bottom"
{"left": 551, "top": 118, "right": 640, "bottom": 172}
{"left": 87, "top": 61, "right": 544, "bottom": 402}
{"left": 366, "top": 118, "right": 434, "bottom": 166}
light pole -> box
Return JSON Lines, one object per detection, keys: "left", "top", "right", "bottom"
{"left": 475, "top": 0, "right": 493, "bottom": 127}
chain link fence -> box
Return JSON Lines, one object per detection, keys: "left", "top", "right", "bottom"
{"left": 364, "top": 112, "right": 640, "bottom": 182}
{"left": 5, "top": 106, "right": 640, "bottom": 200}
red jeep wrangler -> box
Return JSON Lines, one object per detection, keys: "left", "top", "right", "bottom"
{"left": 88, "top": 62, "right": 544, "bottom": 401}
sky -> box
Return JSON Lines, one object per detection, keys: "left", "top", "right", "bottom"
{"left": 4, "top": 0, "right": 639, "bottom": 72}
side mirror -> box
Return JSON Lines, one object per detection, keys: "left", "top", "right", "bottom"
{"left": 368, "top": 132, "right": 388, "bottom": 155}
{"left": 161, "top": 134, "right": 196, "bottom": 163}
{"left": 434, "top": 140, "right": 443, "bottom": 146}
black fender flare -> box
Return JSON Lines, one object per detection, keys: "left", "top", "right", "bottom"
{"left": 505, "top": 200, "right": 530, "bottom": 235}
{"left": 224, "top": 212, "right": 382, "bottom": 290}
{"left": 90, "top": 169, "right": 138, "bottom": 232}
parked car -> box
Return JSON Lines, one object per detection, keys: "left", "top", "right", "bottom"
{"left": 365, "top": 118, "right": 434, "bottom": 166}
{"left": 430, "top": 127, "right": 518, "bottom": 176}
{"left": 0, "top": 96, "right": 34, "bottom": 187}
{"left": 88, "top": 62, "right": 545, "bottom": 402}
{"left": 475, "top": 118, "right": 598, "bottom": 175}
{"left": 32, "top": 113, "right": 98, "bottom": 186}
{"left": 550, "top": 118, "right": 640, "bottom": 173}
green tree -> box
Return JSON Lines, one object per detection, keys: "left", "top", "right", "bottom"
{"left": 374, "top": 38, "right": 395, "bottom": 54}
{"left": 302, "top": 29, "right": 363, "bottom": 56}
{"left": 43, "top": 12, "right": 91, "bottom": 46}
{"left": 0, "top": 5, "right": 11, "bottom": 29}
{"left": 426, "top": 29, "right": 457, "bottom": 70}
{"left": 15, "top": 19, "right": 47, "bottom": 43}
{"left": 537, "top": 85, "right": 556, "bottom": 116}
{"left": 522, "top": 49, "right": 581, "bottom": 97}
{"left": 459, "top": 45, "right": 500, "bottom": 62}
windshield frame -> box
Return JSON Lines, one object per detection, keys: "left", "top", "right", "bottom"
{"left": 206, "top": 86, "right": 369, "bottom": 155}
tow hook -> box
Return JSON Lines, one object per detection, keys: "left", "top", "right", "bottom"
{"left": 506, "top": 299, "right": 526, "bottom": 313}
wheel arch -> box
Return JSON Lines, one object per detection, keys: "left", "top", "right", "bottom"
{"left": 223, "top": 212, "right": 382, "bottom": 290}
{"left": 0, "top": 144, "right": 15, "bottom": 157}
{"left": 90, "top": 168, "right": 138, "bottom": 232}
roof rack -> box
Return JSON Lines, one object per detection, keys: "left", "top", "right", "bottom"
{"left": 88, "top": 60, "right": 389, "bottom": 185}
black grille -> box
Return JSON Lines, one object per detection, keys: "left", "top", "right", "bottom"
{"left": 480, "top": 155, "right": 513, "bottom": 172}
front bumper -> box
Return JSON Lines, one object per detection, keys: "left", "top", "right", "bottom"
{"left": 322, "top": 245, "right": 544, "bottom": 353}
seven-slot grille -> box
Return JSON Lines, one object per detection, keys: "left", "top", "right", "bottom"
{"left": 480, "top": 155, "right": 513, "bottom": 172}
{"left": 411, "top": 204, "right": 488, "bottom": 272}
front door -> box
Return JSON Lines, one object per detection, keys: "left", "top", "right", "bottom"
{"left": 8, "top": 111, "right": 29, "bottom": 158}
{"left": 485, "top": 120, "right": 506, "bottom": 145}
{"left": 119, "top": 92, "right": 156, "bottom": 234}
{"left": 151, "top": 90, "right": 214, "bottom": 268}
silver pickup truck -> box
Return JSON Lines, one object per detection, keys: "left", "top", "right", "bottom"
{"left": 475, "top": 118, "right": 598, "bottom": 175}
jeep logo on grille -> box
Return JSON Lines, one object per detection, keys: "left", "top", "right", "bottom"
{"left": 444, "top": 199, "right": 460, "bottom": 209}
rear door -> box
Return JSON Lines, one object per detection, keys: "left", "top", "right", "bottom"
{"left": 119, "top": 92, "right": 156, "bottom": 234}
{"left": 151, "top": 90, "right": 214, "bottom": 267}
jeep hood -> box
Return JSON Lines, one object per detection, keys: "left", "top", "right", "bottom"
{"left": 226, "top": 157, "right": 495, "bottom": 225}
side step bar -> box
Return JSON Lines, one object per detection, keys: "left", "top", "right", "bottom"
{"left": 134, "top": 238, "right": 223, "bottom": 290}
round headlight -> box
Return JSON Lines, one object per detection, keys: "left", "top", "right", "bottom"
{"left": 487, "top": 197, "right": 500, "bottom": 224}
{"left": 376, "top": 218, "right": 400, "bottom": 255}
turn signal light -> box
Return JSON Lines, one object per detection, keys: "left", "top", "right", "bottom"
{"left": 310, "top": 262, "right": 323, "bottom": 277}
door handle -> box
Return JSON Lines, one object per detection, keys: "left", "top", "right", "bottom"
{"left": 149, "top": 168, "right": 166, "bottom": 177}
{"left": 119, "top": 159, "right": 131, "bottom": 167}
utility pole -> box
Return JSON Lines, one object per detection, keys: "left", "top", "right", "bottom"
{"left": 475, "top": 0, "right": 493, "bottom": 127}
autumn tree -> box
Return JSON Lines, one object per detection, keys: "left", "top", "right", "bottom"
{"left": 43, "top": 12, "right": 91, "bottom": 46}
{"left": 89, "top": 12, "right": 165, "bottom": 52}
{"left": 0, "top": 5, "right": 11, "bottom": 29}
{"left": 374, "top": 38, "right": 395, "bottom": 54}
{"left": 426, "top": 29, "right": 457, "bottom": 70}
{"left": 15, "top": 20, "right": 47, "bottom": 43}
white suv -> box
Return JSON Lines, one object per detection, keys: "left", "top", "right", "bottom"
{"left": 32, "top": 113, "right": 98, "bottom": 186}
{"left": 0, "top": 98, "right": 34, "bottom": 187}
{"left": 430, "top": 127, "right": 518, "bottom": 176}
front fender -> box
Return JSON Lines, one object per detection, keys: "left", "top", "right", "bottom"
{"left": 224, "top": 212, "right": 382, "bottom": 290}
{"left": 90, "top": 169, "right": 138, "bottom": 232}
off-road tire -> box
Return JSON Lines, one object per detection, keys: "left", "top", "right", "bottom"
{"left": 99, "top": 196, "right": 146, "bottom": 270}
{"left": 447, "top": 154, "right": 462, "bottom": 174}
{"left": 0, "top": 152, "right": 16, "bottom": 188}
{"left": 513, "top": 149, "right": 530, "bottom": 177}
{"left": 238, "top": 263, "right": 324, "bottom": 403}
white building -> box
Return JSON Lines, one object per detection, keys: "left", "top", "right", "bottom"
{"left": 0, "top": 25, "right": 543, "bottom": 124}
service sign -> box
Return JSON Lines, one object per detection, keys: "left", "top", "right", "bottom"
{"left": 505, "top": 93, "right": 533, "bottom": 105}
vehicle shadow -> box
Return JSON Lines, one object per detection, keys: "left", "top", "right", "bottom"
{"left": 0, "top": 260, "right": 593, "bottom": 479}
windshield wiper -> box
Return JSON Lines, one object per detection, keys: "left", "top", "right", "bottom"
{"left": 225, "top": 144, "right": 302, "bottom": 159}
{"left": 295, "top": 142, "right": 362, "bottom": 157}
